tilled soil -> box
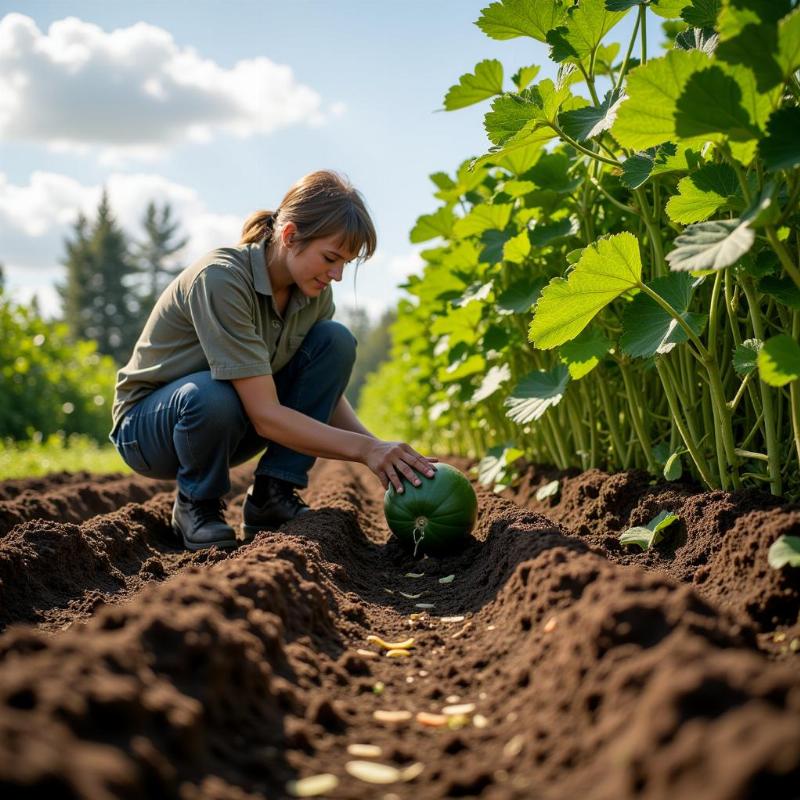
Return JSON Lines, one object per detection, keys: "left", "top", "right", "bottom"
{"left": 0, "top": 458, "right": 798, "bottom": 799}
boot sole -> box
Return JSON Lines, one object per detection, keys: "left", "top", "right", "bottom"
{"left": 171, "top": 521, "right": 239, "bottom": 552}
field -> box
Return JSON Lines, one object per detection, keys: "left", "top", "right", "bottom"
{"left": 0, "top": 459, "right": 798, "bottom": 798}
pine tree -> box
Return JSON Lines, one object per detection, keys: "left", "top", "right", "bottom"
{"left": 90, "top": 189, "right": 141, "bottom": 363}
{"left": 134, "top": 200, "right": 188, "bottom": 309}
{"left": 57, "top": 213, "right": 95, "bottom": 340}
{"left": 58, "top": 191, "right": 142, "bottom": 363}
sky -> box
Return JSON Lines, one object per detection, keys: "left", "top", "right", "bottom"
{"left": 0, "top": 1, "right": 663, "bottom": 323}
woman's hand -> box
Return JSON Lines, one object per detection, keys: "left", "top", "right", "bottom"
{"left": 362, "top": 440, "right": 438, "bottom": 493}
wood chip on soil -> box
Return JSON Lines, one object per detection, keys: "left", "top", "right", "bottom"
{"left": 347, "top": 743, "right": 382, "bottom": 758}
{"left": 373, "top": 709, "right": 412, "bottom": 723}
{"left": 442, "top": 703, "right": 476, "bottom": 716}
{"left": 286, "top": 773, "right": 339, "bottom": 797}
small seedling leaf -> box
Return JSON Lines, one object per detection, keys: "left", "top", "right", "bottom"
{"left": 619, "top": 510, "right": 679, "bottom": 550}
{"left": 767, "top": 535, "right": 800, "bottom": 569}
{"left": 663, "top": 452, "right": 683, "bottom": 481}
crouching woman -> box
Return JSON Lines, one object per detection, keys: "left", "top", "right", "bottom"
{"left": 109, "top": 169, "right": 437, "bottom": 551}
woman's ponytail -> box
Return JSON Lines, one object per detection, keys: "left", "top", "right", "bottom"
{"left": 239, "top": 210, "right": 279, "bottom": 245}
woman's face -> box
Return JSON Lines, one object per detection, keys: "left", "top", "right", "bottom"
{"left": 284, "top": 225, "right": 357, "bottom": 297}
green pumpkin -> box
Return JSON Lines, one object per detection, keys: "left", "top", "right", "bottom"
{"left": 384, "top": 463, "right": 478, "bottom": 557}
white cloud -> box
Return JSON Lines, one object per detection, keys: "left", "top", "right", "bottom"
{"left": 0, "top": 13, "right": 343, "bottom": 162}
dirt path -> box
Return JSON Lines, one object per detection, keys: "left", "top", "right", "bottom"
{"left": 0, "top": 459, "right": 798, "bottom": 798}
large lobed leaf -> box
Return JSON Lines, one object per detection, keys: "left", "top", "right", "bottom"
{"left": 665, "top": 162, "right": 742, "bottom": 224}
{"left": 621, "top": 273, "right": 707, "bottom": 357}
{"left": 757, "top": 335, "right": 800, "bottom": 387}
{"left": 476, "top": 0, "right": 569, "bottom": 43}
{"left": 530, "top": 232, "right": 642, "bottom": 349}
{"left": 443, "top": 59, "right": 505, "bottom": 111}
{"left": 666, "top": 217, "right": 755, "bottom": 271}
{"left": 546, "top": 0, "right": 629, "bottom": 65}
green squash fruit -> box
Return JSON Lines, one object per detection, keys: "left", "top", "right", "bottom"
{"left": 384, "top": 463, "right": 478, "bottom": 557}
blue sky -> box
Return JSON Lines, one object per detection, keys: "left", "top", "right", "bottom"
{"left": 0, "top": 1, "right": 662, "bottom": 322}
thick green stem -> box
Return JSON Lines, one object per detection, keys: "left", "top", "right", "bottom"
{"left": 740, "top": 276, "right": 782, "bottom": 495}
{"left": 596, "top": 371, "right": 628, "bottom": 468}
{"left": 634, "top": 188, "right": 666, "bottom": 278}
{"left": 640, "top": 3, "right": 647, "bottom": 65}
{"left": 613, "top": 9, "right": 641, "bottom": 95}
{"left": 656, "top": 358, "right": 716, "bottom": 488}
{"left": 619, "top": 362, "right": 658, "bottom": 472}
{"left": 790, "top": 312, "right": 800, "bottom": 476}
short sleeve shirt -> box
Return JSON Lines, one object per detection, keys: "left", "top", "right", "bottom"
{"left": 110, "top": 237, "right": 335, "bottom": 433}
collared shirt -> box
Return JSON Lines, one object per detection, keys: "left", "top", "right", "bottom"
{"left": 110, "top": 237, "right": 334, "bottom": 433}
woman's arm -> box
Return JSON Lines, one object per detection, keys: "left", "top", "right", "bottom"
{"left": 329, "top": 395, "right": 377, "bottom": 438}
{"left": 232, "top": 374, "right": 436, "bottom": 491}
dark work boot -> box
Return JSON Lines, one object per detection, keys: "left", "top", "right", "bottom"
{"left": 241, "top": 477, "right": 311, "bottom": 540}
{"left": 171, "top": 492, "right": 238, "bottom": 551}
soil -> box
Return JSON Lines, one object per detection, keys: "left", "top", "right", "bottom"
{"left": 0, "top": 457, "right": 798, "bottom": 799}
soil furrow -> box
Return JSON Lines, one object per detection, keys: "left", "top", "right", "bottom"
{"left": 0, "top": 460, "right": 798, "bottom": 799}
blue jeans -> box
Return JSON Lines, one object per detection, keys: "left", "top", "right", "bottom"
{"left": 109, "top": 320, "right": 357, "bottom": 500}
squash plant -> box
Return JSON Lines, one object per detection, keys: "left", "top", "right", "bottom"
{"left": 360, "top": 0, "right": 800, "bottom": 498}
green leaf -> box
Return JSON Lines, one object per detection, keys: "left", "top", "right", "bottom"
{"left": 759, "top": 107, "right": 800, "bottom": 173}
{"left": 546, "top": 0, "right": 628, "bottom": 65}
{"left": 759, "top": 276, "right": 800, "bottom": 309}
{"left": 620, "top": 151, "right": 658, "bottom": 189}
{"left": 444, "top": 59, "right": 505, "bottom": 110}
{"left": 472, "top": 363, "right": 512, "bottom": 403}
{"left": 453, "top": 203, "right": 514, "bottom": 238}
{"left": 527, "top": 151, "right": 582, "bottom": 192}
{"left": 666, "top": 218, "right": 755, "bottom": 272}
{"left": 665, "top": 163, "right": 741, "bottom": 224}
{"left": 512, "top": 64, "right": 542, "bottom": 91}
{"left": 663, "top": 452, "right": 684, "bottom": 481}
{"left": 675, "top": 26, "right": 720, "bottom": 54}
{"left": 477, "top": 444, "right": 525, "bottom": 487}
{"left": 476, "top": 0, "right": 569, "bottom": 43}
{"left": 558, "top": 89, "right": 624, "bottom": 141}
{"left": 505, "top": 363, "right": 571, "bottom": 422}
{"left": 718, "top": 0, "right": 791, "bottom": 41}
{"left": 619, "top": 510, "right": 680, "bottom": 550}
{"left": 732, "top": 338, "right": 762, "bottom": 375}
{"left": 410, "top": 207, "right": 456, "bottom": 243}
{"left": 681, "top": 0, "right": 721, "bottom": 28}
{"left": 674, "top": 62, "right": 771, "bottom": 163}
{"left": 767, "top": 535, "right": 800, "bottom": 570}
{"left": 484, "top": 323, "right": 511, "bottom": 351}
{"left": 535, "top": 479, "right": 560, "bottom": 500}
{"left": 613, "top": 49, "right": 710, "bottom": 150}
{"left": 438, "top": 353, "right": 486, "bottom": 383}
{"left": 620, "top": 142, "right": 701, "bottom": 189}
{"left": 777, "top": 8, "right": 800, "bottom": 81}
{"left": 651, "top": 0, "right": 691, "bottom": 17}
{"left": 503, "top": 228, "right": 532, "bottom": 263}
{"left": 620, "top": 272, "right": 707, "bottom": 357}
{"left": 530, "top": 232, "right": 642, "bottom": 349}
{"left": 559, "top": 326, "right": 611, "bottom": 379}
{"left": 757, "top": 334, "right": 800, "bottom": 386}
{"left": 497, "top": 277, "right": 547, "bottom": 312}
{"left": 530, "top": 217, "right": 579, "bottom": 246}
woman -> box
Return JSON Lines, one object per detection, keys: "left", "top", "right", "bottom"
{"left": 109, "top": 170, "right": 437, "bottom": 551}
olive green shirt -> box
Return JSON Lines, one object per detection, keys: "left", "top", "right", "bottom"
{"left": 110, "top": 237, "right": 335, "bottom": 434}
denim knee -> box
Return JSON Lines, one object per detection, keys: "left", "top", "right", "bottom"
{"left": 307, "top": 320, "right": 357, "bottom": 368}
{"left": 177, "top": 377, "right": 247, "bottom": 430}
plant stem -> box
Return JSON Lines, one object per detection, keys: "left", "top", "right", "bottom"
{"left": 740, "top": 276, "right": 782, "bottom": 495}
{"left": 619, "top": 361, "right": 657, "bottom": 472}
{"left": 640, "top": 3, "right": 647, "bottom": 65}
{"left": 656, "top": 357, "right": 716, "bottom": 488}
{"left": 791, "top": 311, "right": 800, "bottom": 474}
{"left": 614, "top": 8, "right": 641, "bottom": 95}
{"left": 596, "top": 370, "right": 628, "bottom": 468}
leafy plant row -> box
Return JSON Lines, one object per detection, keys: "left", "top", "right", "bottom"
{"left": 359, "top": 0, "right": 800, "bottom": 497}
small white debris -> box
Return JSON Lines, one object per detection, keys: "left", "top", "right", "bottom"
{"left": 544, "top": 617, "right": 557, "bottom": 632}
{"left": 473, "top": 714, "right": 489, "bottom": 728}
{"left": 404, "top": 572, "right": 425, "bottom": 578}
{"left": 439, "top": 615, "right": 465, "bottom": 623}
{"left": 415, "top": 603, "right": 435, "bottom": 609}
{"left": 446, "top": 694, "right": 461, "bottom": 704}
{"left": 286, "top": 773, "right": 339, "bottom": 797}
{"left": 438, "top": 574, "right": 455, "bottom": 584}
{"left": 503, "top": 734, "right": 525, "bottom": 759}
{"left": 345, "top": 760, "right": 401, "bottom": 784}
{"left": 398, "top": 591, "right": 425, "bottom": 599}
{"left": 442, "top": 703, "right": 476, "bottom": 716}
{"left": 347, "top": 743, "right": 383, "bottom": 758}
{"left": 373, "top": 709, "right": 412, "bottom": 723}
{"left": 356, "top": 648, "right": 378, "bottom": 659}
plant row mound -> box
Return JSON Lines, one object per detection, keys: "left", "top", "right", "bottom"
{"left": 0, "top": 459, "right": 798, "bottom": 799}
{"left": 489, "top": 461, "right": 800, "bottom": 660}
{"left": 0, "top": 470, "right": 124, "bottom": 502}
{"left": 0, "top": 465, "right": 253, "bottom": 632}
{"left": 0, "top": 474, "right": 177, "bottom": 538}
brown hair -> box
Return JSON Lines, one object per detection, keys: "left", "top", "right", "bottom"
{"left": 239, "top": 170, "right": 377, "bottom": 267}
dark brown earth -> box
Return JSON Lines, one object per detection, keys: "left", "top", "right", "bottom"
{"left": 0, "top": 458, "right": 798, "bottom": 799}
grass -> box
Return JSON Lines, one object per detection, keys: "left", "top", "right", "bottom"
{"left": 0, "top": 433, "right": 131, "bottom": 480}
